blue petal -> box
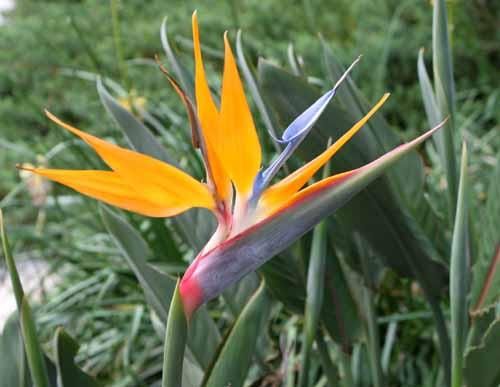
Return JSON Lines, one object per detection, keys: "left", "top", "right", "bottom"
{"left": 250, "top": 56, "right": 362, "bottom": 203}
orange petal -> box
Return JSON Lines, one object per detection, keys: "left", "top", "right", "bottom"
{"left": 192, "top": 12, "right": 232, "bottom": 201}
{"left": 22, "top": 168, "right": 189, "bottom": 217}
{"left": 261, "top": 93, "right": 390, "bottom": 212}
{"left": 45, "top": 111, "right": 215, "bottom": 212}
{"left": 219, "top": 32, "right": 262, "bottom": 195}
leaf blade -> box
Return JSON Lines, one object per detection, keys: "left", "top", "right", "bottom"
{"left": 450, "top": 144, "right": 470, "bottom": 387}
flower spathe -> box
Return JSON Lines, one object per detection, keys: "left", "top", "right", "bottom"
{"left": 22, "top": 12, "right": 442, "bottom": 318}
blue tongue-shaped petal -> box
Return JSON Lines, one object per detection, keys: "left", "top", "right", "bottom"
{"left": 251, "top": 56, "right": 362, "bottom": 203}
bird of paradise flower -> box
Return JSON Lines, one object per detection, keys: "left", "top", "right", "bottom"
{"left": 20, "top": 12, "right": 443, "bottom": 317}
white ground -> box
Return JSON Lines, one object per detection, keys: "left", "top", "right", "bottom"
{"left": 0, "top": 260, "right": 57, "bottom": 331}
{"left": 0, "top": 0, "right": 14, "bottom": 24}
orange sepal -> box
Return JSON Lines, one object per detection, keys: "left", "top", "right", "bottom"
{"left": 192, "top": 12, "right": 232, "bottom": 202}
{"left": 44, "top": 111, "right": 215, "bottom": 213}
{"left": 219, "top": 32, "right": 262, "bottom": 196}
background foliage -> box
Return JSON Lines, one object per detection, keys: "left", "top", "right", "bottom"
{"left": 0, "top": 0, "right": 498, "bottom": 386}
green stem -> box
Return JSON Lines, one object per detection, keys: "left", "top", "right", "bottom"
{"left": 162, "top": 280, "right": 188, "bottom": 387}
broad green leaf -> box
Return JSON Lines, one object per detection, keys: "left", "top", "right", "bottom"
{"left": 223, "top": 273, "right": 260, "bottom": 317}
{"left": 162, "top": 280, "right": 188, "bottom": 387}
{"left": 203, "top": 281, "right": 271, "bottom": 387}
{"left": 1, "top": 210, "right": 50, "bottom": 387}
{"left": 181, "top": 356, "right": 204, "bottom": 387}
{"left": 53, "top": 328, "right": 98, "bottom": 387}
{"left": 464, "top": 319, "right": 500, "bottom": 387}
{"left": 322, "top": 45, "right": 447, "bottom": 262}
{"left": 99, "top": 205, "right": 220, "bottom": 369}
{"left": 471, "top": 160, "right": 500, "bottom": 312}
{"left": 321, "top": 39, "right": 425, "bottom": 205}
{"left": 357, "top": 237, "right": 384, "bottom": 387}
{"left": 300, "top": 219, "right": 328, "bottom": 387}
{"left": 0, "top": 313, "right": 29, "bottom": 387}
{"left": 450, "top": 144, "right": 470, "bottom": 387}
{"left": 432, "top": 0, "right": 459, "bottom": 217}
{"left": 257, "top": 61, "right": 447, "bottom": 299}
{"left": 321, "top": 242, "right": 362, "bottom": 349}
{"left": 260, "top": 251, "right": 306, "bottom": 314}
{"left": 260, "top": 244, "right": 361, "bottom": 349}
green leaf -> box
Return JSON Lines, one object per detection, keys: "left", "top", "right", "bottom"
{"left": 321, "top": 242, "right": 362, "bottom": 349}
{"left": 53, "top": 328, "right": 98, "bottom": 387}
{"left": 471, "top": 160, "right": 500, "bottom": 312}
{"left": 223, "top": 273, "right": 261, "bottom": 317}
{"left": 203, "top": 281, "right": 271, "bottom": 387}
{"left": 417, "top": 48, "right": 444, "bottom": 156}
{"left": 0, "top": 313, "right": 29, "bottom": 387}
{"left": 1, "top": 210, "right": 50, "bottom": 387}
{"left": 300, "top": 219, "right": 328, "bottom": 387}
{"left": 260, "top": 245, "right": 362, "bottom": 350}
{"left": 260, "top": 251, "right": 306, "bottom": 314}
{"left": 99, "top": 205, "right": 220, "bottom": 369}
{"left": 450, "top": 144, "right": 470, "bottom": 387}
{"left": 257, "top": 61, "right": 447, "bottom": 298}
{"left": 357, "top": 237, "right": 384, "bottom": 387}
{"left": 162, "top": 279, "right": 188, "bottom": 387}
{"left": 432, "top": 0, "right": 459, "bottom": 218}
{"left": 464, "top": 319, "right": 500, "bottom": 387}
{"left": 19, "top": 299, "right": 50, "bottom": 387}
{"left": 467, "top": 304, "right": 498, "bottom": 349}
{"left": 321, "top": 39, "right": 425, "bottom": 205}
{"left": 258, "top": 63, "right": 451, "bottom": 380}
{"left": 1, "top": 210, "right": 24, "bottom": 310}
